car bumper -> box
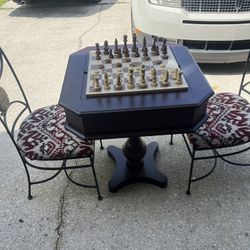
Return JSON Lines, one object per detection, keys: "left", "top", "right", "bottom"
{"left": 134, "top": 29, "right": 249, "bottom": 63}
{"left": 132, "top": 1, "right": 250, "bottom": 41}
{"left": 131, "top": 0, "right": 250, "bottom": 63}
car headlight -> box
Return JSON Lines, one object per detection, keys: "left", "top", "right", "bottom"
{"left": 148, "top": 0, "right": 181, "bottom": 8}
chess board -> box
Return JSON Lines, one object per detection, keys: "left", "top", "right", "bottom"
{"left": 86, "top": 46, "right": 188, "bottom": 97}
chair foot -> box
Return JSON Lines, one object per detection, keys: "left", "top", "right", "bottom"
{"left": 100, "top": 140, "right": 104, "bottom": 150}
{"left": 186, "top": 190, "right": 191, "bottom": 195}
{"left": 28, "top": 194, "right": 33, "bottom": 200}
{"left": 169, "top": 134, "right": 174, "bottom": 145}
{"left": 98, "top": 195, "right": 103, "bottom": 201}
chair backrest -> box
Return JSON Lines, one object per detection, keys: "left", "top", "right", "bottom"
{"left": 239, "top": 50, "right": 250, "bottom": 97}
{"left": 0, "top": 47, "right": 32, "bottom": 143}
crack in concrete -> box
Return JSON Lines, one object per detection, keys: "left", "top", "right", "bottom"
{"left": 54, "top": 171, "right": 73, "bottom": 250}
{"left": 78, "top": 4, "right": 103, "bottom": 49}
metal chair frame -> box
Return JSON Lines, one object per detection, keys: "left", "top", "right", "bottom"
{"left": 0, "top": 47, "right": 102, "bottom": 200}
{"left": 170, "top": 51, "right": 250, "bottom": 195}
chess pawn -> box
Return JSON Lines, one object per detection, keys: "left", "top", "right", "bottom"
{"left": 109, "top": 49, "right": 114, "bottom": 59}
{"left": 117, "top": 48, "right": 122, "bottom": 59}
{"left": 96, "top": 52, "right": 101, "bottom": 60}
{"left": 161, "top": 45, "right": 167, "bottom": 55}
{"left": 115, "top": 73, "right": 123, "bottom": 90}
{"left": 161, "top": 39, "right": 167, "bottom": 53}
{"left": 92, "top": 72, "right": 99, "bottom": 85}
{"left": 162, "top": 39, "right": 167, "bottom": 47}
{"left": 104, "top": 72, "right": 111, "bottom": 90}
{"left": 104, "top": 40, "right": 109, "bottom": 55}
{"left": 160, "top": 64, "right": 165, "bottom": 78}
{"left": 176, "top": 70, "right": 183, "bottom": 85}
{"left": 172, "top": 68, "right": 178, "bottom": 80}
{"left": 95, "top": 43, "right": 101, "bottom": 60}
{"left": 150, "top": 68, "right": 157, "bottom": 87}
{"left": 161, "top": 69, "right": 169, "bottom": 86}
{"left": 124, "top": 49, "right": 130, "bottom": 58}
{"left": 155, "top": 46, "right": 159, "bottom": 56}
{"left": 95, "top": 42, "right": 100, "bottom": 53}
{"left": 127, "top": 66, "right": 135, "bottom": 89}
{"left": 143, "top": 47, "right": 148, "bottom": 58}
{"left": 93, "top": 75, "right": 101, "bottom": 91}
{"left": 134, "top": 47, "right": 140, "bottom": 58}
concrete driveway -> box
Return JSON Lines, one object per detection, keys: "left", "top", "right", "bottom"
{"left": 0, "top": 1, "right": 250, "bottom": 249}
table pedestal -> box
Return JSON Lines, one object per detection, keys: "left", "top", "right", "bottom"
{"left": 107, "top": 137, "right": 168, "bottom": 192}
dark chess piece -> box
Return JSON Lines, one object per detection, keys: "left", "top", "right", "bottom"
{"left": 104, "top": 40, "right": 109, "bottom": 55}
{"left": 132, "top": 33, "right": 137, "bottom": 52}
{"left": 143, "top": 47, "right": 148, "bottom": 58}
{"left": 161, "top": 39, "right": 167, "bottom": 55}
{"left": 155, "top": 46, "right": 159, "bottom": 56}
{"left": 122, "top": 34, "right": 128, "bottom": 54}
{"left": 161, "top": 45, "right": 167, "bottom": 55}
{"left": 151, "top": 36, "right": 157, "bottom": 51}
{"left": 117, "top": 48, "right": 122, "bottom": 58}
{"left": 142, "top": 37, "right": 147, "bottom": 52}
{"left": 95, "top": 43, "right": 101, "bottom": 60}
{"left": 109, "top": 49, "right": 114, "bottom": 59}
{"left": 114, "top": 38, "right": 119, "bottom": 54}
{"left": 162, "top": 39, "right": 167, "bottom": 48}
{"left": 96, "top": 52, "right": 101, "bottom": 60}
{"left": 124, "top": 49, "right": 130, "bottom": 58}
{"left": 95, "top": 42, "right": 100, "bottom": 51}
{"left": 134, "top": 47, "right": 140, "bottom": 57}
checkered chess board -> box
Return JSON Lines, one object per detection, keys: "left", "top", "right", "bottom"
{"left": 86, "top": 46, "right": 188, "bottom": 97}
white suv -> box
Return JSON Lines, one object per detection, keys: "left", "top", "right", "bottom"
{"left": 131, "top": 0, "right": 250, "bottom": 63}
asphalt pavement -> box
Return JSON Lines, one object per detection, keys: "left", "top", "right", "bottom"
{"left": 0, "top": 1, "right": 250, "bottom": 249}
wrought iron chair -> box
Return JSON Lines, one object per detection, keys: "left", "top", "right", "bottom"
{"left": 178, "top": 51, "right": 250, "bottom": 195}
{"left": 0, "top": 47, "right": 102, "bottom": 200}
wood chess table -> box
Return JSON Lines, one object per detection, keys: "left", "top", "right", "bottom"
{"left": 59, "top": 43, "right": 214, "bottom": 193}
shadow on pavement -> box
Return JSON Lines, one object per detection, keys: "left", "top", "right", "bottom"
{"left": 9, "top": 0, "right": 117, "bottom": 18}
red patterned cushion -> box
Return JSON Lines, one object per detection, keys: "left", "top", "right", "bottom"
{"left": 188, "top": 92, "right": 250, "bottom": 150}
{"left": 17, "top": 105, "right": 94, "bottom": 160}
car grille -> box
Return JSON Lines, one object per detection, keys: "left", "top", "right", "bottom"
{"left": 182, "top": 0, "right": 250, "bottom": 12}
{"left": 183, "top": 40, "right": 250, "bottom": 50}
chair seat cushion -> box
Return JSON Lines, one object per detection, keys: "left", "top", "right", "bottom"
{"left": 188, "top": 92, "right": 250, "bottom": 150}
{"left": 17, "top": 105, "right": 94, "bottom": 160}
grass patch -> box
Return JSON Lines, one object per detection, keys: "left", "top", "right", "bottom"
{"left": 0, "top": 0, "right": 8, "bottom": 7}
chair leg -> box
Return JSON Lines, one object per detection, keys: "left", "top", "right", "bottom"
{"left": 169, "top": 134, "right": 174, "bottom": 145}
{"left": 22, "top": 160, "right": 33, "bottom": 200}
{"left": 100, "top": 139, "right": 104, "bottom": 150}
{"left": 186, "top": 150, "right": 196, "bottom": 195}
{"left": 90, "top": 156, "right": 102, "bottom": 200}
